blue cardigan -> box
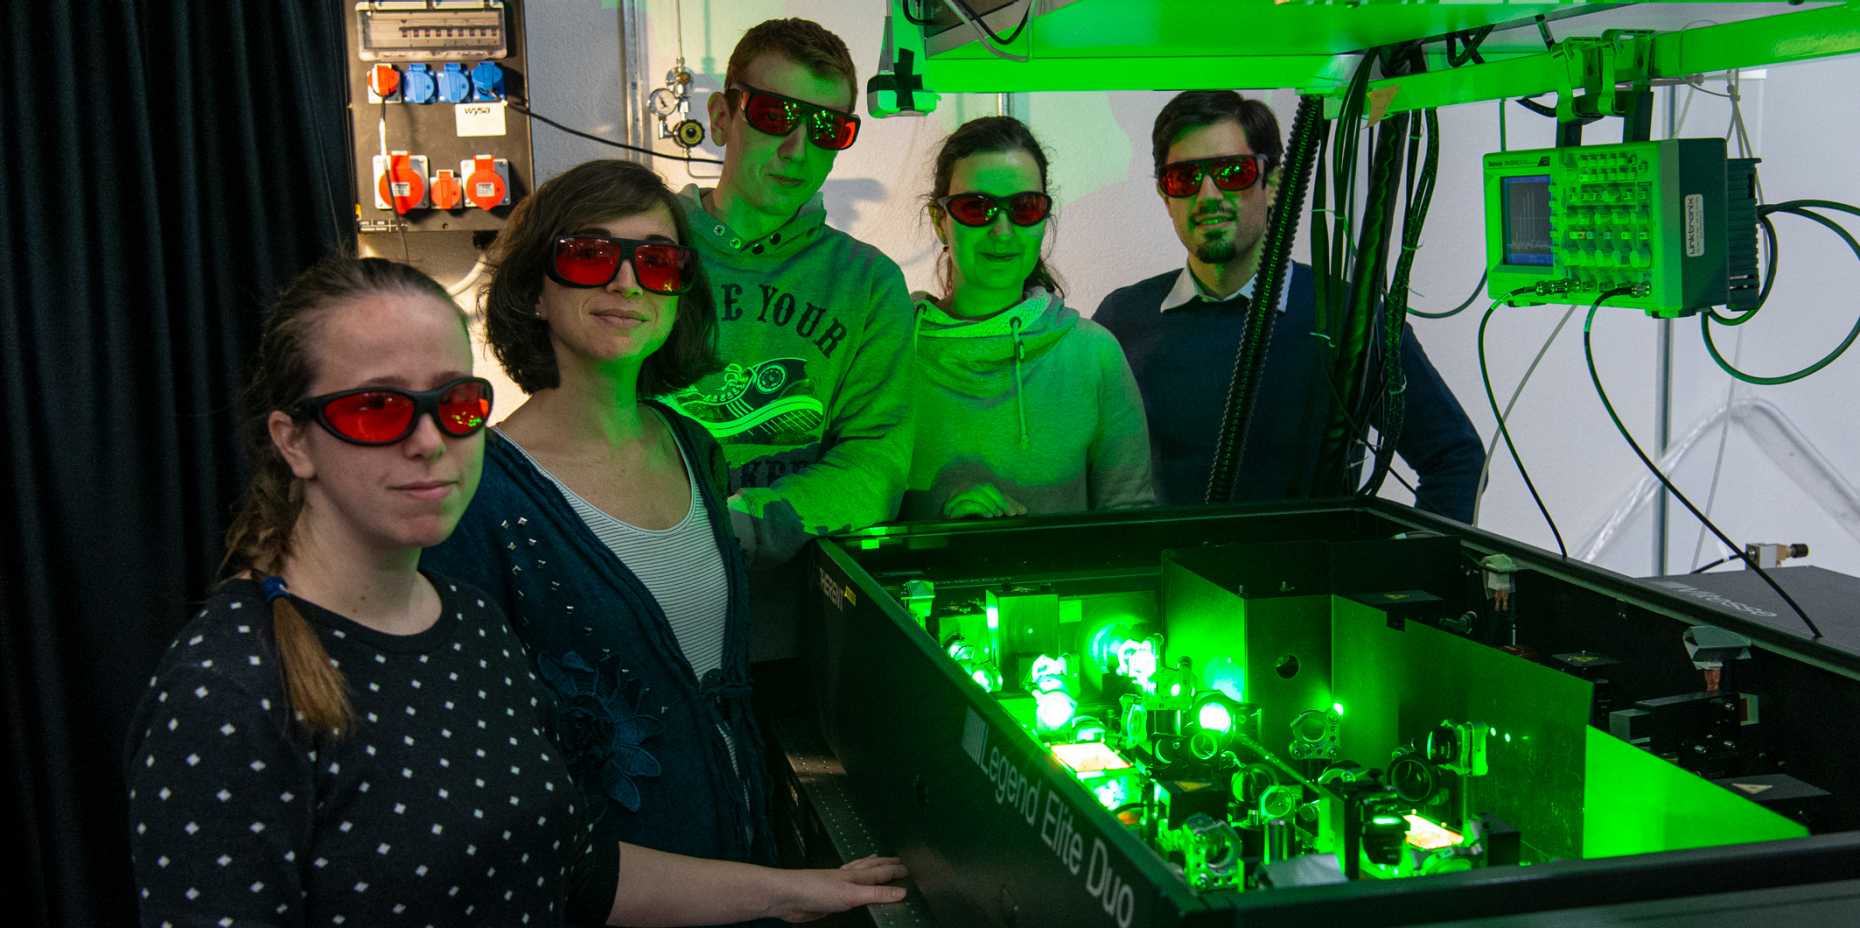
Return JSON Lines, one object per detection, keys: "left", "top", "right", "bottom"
{"left": 1094, "top": 264, "right": 1483, "bottom": 520}
{"left": 422, "top": 402, "right": 773, "bottom": 872}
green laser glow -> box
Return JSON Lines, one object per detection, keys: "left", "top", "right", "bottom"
{"left": 1332, "top": 702, "right": 1345, "bottom": 717}
{"left": 1030, "top": 653, "right": 1069, "bottom": 692}
{"left": 1110, "top": 637, "right": 1160, "bottom": 693}
{"left": 1094, "top": 778, "right": 1129, "bottom": 811}
{"left": 1035, "top": 690, "right": 1077, "bottom": 730}
{"left": 1197, "top": 700, "right": 1233, "bottom": 733}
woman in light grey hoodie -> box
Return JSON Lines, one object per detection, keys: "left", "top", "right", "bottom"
{"left": 904, "top": 116, "right": 1155, "bottom": 520}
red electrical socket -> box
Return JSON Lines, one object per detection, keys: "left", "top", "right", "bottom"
{"left": 462, "top": 154, "right": 510, "bottom": 210}
{"left": 431, "top": 169, "right": 462, "bottom": 210}
{"left": 373, "top": 151, "right": 428, "bottom": 214}
{"left": 367, "top": 63, "right": 401, "bottom": 102}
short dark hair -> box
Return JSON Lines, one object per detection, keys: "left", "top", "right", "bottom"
{"left": 925, "top": 115, "right": 1064, "bottom": 299}
{"left": 1151, "top": 91, "right": 1284, "bottom": 177}
{"left": 725, "top": 18, "right": 858, "bottom": 110}
{"left": 480, "top": 159, "right": 719, "bottom": 397}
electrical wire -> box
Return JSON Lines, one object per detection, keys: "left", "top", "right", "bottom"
{"left": 1689, "top": 555, "right": 1732, "bottom": 574}
{"left": 1470, "top": 301, "right": 1579, "bottom": 526}
{"left": 1708, "top": 213, "right": 1776, "bottom": 326}
{"left": 949, "top": 0, "right": 1030, "bottom": 45}
{"left": 1686, "top": 67, "right": 1761, "bottom": 569}
{"left": 1687, "top": 322, "right": 1748, "bottom": 572}
{"left": 1585, "top": 292, "right": 1823, "bottom": 639}
{"left": 447, "top": 256, "right": 491, "bottom": 300}
{"left": 673, "top": 0, "right": 686, "bottom": 61}
{"left": 507, "top": 100, "right": 724, "bottom": 165}
{"left": 1411, "top": 92, "right": 1503, "bottom": 322}
{"left": 379, "top": 98, "right": 411, "bottom": 261}
{"left": 1726, "top": 71, "right": 1764, "bottom": 205}
{"left": 1319, "top": 360, "right": 1424, "bottom": 502}
{"left": 1407, "top": 270, "right": 1488, "bottom": 319}
{"left": 1765, "top": 197, "right": 1860, "bottom": 219}
{"left": 1361, "top": 104, "right": 1441, "bottom": 497}
{"left": 1478, "top": 296, "right": 1568, "bottom": 558}
{"left": 1683, "top": 80, "right": 1735, "bottom": 100}
{"left": 1703, "top": 205, "right": 1860, "bottom": 385}
{"left": 1303, "top": 333, "right": 1424, "bottom": 502}
{"left": 945, "top": 0, "right": 1030, "bottom": 62}
{"left": 1668, "top": 20, "right": 1730, "bottom": 134}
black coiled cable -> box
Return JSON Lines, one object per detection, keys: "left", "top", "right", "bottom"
{"left": 1204, "top": 94, "right": 1327, "bottom": 503}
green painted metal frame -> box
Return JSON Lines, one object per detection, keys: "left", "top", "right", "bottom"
{"left": 1370, "top": 4, "right": 1860, "bottom": 116}
{"left": 896, "top": 1, "right": 1860, "bottom": 110}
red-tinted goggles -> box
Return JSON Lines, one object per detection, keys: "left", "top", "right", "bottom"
{"left": 936, "top": 191, "right": 1053, "bottom": 228}
{"left": 731, "top": 83, "right": 860, "bottom": 151}
{"left": 1157, "top": 154, "right": 1273, "bottom": 198}
{"left": 548, "top": 235, "right": 695, "bottom": 294}
{"left": 293, "top": 377, "right": 493, "bottom": 447}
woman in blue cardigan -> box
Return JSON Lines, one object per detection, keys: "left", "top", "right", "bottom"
{"left": 424, "top": 160, "right": 788, "bottom": 912}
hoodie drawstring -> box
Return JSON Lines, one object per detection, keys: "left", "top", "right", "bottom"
{"left": 1011, "top": 316, "right": 1029, "bottom": 449}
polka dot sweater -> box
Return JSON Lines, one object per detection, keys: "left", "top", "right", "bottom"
{"left": 126, "top": 577, "right": 618, "bottom": 927}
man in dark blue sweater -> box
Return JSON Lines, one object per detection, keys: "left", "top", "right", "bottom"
{"left": 1094, "top": 90, "right": 1483, "bottom": 521}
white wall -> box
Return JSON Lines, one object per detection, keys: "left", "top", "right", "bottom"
{"left": 517, "top": 0, "right": 1860, "bottom": 580}
{"left": 1393, "top": 64, "right": 1860, "bottom": 582}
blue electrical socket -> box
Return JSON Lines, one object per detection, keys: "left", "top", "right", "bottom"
{"left": 437, "top": 63, "right": 470, "bottom": 104}
{"left": 470, "top": 61, "right": 504, "bottom": 102}
{"left": 403, "top": 63, "right": 437, "bottom": 105}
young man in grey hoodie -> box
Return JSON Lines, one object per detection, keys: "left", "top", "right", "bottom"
{"left": 666, "top": 18, "right": 915, "bottom": 570}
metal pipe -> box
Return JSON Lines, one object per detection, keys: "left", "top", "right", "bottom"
{"left": 1651, "top": 84, "right": 1680, "bottom": 575}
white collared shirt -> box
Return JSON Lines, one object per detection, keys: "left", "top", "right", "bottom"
{"left": 1158, "top": 264, "right": 1293, "bottom": 313}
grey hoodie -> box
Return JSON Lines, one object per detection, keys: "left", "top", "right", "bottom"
{"left": 666, "top": 185, "right": 916, "bottom": 553}
{"left": 903, "top": 288, "right": 1155, "bottom": 520}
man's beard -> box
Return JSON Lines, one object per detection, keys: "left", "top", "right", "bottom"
{"left": 1195, "top": 238, "right": 1237, "bottom": 264}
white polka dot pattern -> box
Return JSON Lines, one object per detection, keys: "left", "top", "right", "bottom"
{"left": 126, "top": 578, "right": 608, "bottom": 926}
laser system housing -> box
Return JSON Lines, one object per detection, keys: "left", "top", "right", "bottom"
{"left": 801, "top": 503, "right": 1860, "bottom": 926}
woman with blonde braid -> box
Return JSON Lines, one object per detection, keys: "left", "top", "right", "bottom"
{"left": 126, "top": 255, "right": 903, "bottom": 927}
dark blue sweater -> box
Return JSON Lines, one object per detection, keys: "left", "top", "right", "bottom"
{"left": 422, "top": 403, "right": 774, "bottom": 887}
{"left": 1093, "top": 264, "right": 1482, "bottom": 521}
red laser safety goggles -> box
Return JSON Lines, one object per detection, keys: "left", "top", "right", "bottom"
{"left": 731, "top": 84, "right": 861, "bottom": 151}
{"left": 293, "top": 377, "right": 494, "bottom": 446}
{"left": 548, "top": 236, "right": 696, "bottom": 294}
{"left": 1157, "top": 154, "right": 1273, "bottom": 198}
{"left": 936, "top": 191, "right": 1053, "bottom": 228}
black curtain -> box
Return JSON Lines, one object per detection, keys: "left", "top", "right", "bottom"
{"left": 1, "top": 2, "right": 352, "bottom": 924}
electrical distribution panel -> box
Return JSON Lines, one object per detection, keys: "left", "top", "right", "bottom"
{"left": 1484, "top": 139, "right": 1760, "bottom": 318}
{"left": 344, "top": 0, "right": 532, "bottom": 235}
{"left": 809, "top": 505, "right": 1860, "bottom": 926}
